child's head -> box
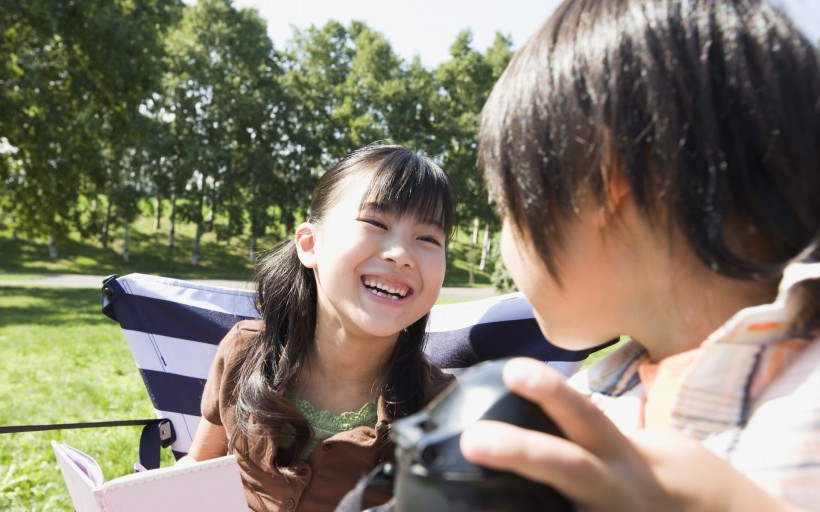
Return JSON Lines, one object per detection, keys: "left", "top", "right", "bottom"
{"left": 255, "top": 144, "right": 454, "bottom": 335}
{"left": 292, "top": 143, "right": 456, "bottom": 340}
{"left": 479, "top": 0, "right": 819, "bottom": 284}
{"left": 236, "top": 144, "right": 454, "bottom": 466}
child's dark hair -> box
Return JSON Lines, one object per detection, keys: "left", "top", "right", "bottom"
{"left": 231, "top": 144, "right": 455, "bottom": 469}
{"left": 479, "top": 0, "right": 819, "bottom": 281}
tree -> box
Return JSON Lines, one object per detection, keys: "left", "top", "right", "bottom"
{"left": 158, "top": 0, "right": 290, "bottom": 265}
{"left": 434, "top": 31, "right": 514, "bottom": 278}
{"left": 381, "top": 57, "right": 440, "bottom": 152}
{"left": 0, "top": 0, "right": 180, "bottom": 258}
{"left": 219, "top": 7, "right": 289, "bottom": 261}
{"left": 281, "top": 20, "right": 357, "bottom": 167}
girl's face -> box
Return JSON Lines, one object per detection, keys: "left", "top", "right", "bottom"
{"left": 296, "top": 172, "right": 447, "bottom": 342}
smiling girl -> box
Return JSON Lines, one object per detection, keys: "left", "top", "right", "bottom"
{"left": 181, "top": 145, "right": 456, "bottom": 511}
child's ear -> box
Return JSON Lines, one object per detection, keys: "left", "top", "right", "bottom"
{"left": 295, "top": 223, "right": 317, "bottom": 269}
{"left": 608, "top": 162, "right": 631, "bottom": 208}
{"left": 598, "top": 161, "right": 632, "bottom": 226}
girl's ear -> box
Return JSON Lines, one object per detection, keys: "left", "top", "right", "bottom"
{"left": 295, "top": 223, "right": 317, "bottom": 269}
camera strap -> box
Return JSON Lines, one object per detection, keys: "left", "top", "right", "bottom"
{"left": 335, "top": 462, "right": 396, "bottom": 512}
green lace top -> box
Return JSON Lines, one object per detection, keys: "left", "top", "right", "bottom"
{"left": 287, "top": 392, "right": 379, "bottom": 458}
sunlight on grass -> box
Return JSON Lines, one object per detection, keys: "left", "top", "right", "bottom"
{"left": 0, "top": 287, "right": 174, "bottom": 511}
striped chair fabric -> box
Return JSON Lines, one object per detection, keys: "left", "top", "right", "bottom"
{"left": 102, "top": 273, "right": 594, "bottom": 459}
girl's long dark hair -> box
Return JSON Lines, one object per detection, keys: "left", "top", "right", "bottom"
{"left": 230, "top": 144, "right": 455, "bottom": 469}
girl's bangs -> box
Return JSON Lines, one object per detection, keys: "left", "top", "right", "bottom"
{"left": 361, "top": 157, "right": 455, "bottom": 236}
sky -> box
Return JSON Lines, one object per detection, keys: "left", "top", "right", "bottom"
{"left": 232, "top": 0, "right": 820, "bottom": 68}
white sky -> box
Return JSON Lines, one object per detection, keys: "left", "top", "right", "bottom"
{"left": 232, "top": 0, "right": 820, "bottom": 68}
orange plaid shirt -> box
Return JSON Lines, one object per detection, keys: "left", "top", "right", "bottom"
{"left": 570, "top": 263, "right": 820, "bottom": 509}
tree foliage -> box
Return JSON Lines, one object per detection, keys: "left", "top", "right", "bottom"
{"left": 1, "top": 1, "right": 515, "bottom": 266}
{"left": 1, "top": 0, "right": 181, "bottom": 256}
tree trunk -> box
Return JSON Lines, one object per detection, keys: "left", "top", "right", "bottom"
{"left": 472, "top": 217, "right": 479, "bottom": 244}
{"left": 191, "top": 193, "right": 206, "bottom": 266}
{"left": 191, "top": 222, "right": 202, "bottom": 266}
{"left": 169, "top": 192, "right": 177, "bottom": 249}
{"left": 249, "top": 233, "right": 257, "bottom": 263}
{"left": 468, "top": 217, "right": 479, "bottom": 284}
{"left": 206, "top": 201, "right": 216, "bottom": 233}
{"left": 154, "top": 194, "right": 162, "bottom": 230}
{"left": 479, "top": 224, "right": 490, "bottom": 271}
{"left": 101, "top": 200, "right": 112, "bottom": 248}
{"left": 48, "top": 233, "right": 58, "bottom": 260}
{"left": 122, "top": 223, "right": 130, "bottom": 264}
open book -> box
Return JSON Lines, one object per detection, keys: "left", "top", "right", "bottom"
{"left": 52, "top": 441, "right": 248, "bottom": 511}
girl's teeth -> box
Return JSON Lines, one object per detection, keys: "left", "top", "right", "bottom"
{"left": 364, "top": 279, "right": 408, "bottom": 298}
{"left": 371, "top": 289, "right": 400, "bottom": 300}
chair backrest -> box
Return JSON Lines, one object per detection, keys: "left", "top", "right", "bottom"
{"left": 102, "top": 273, "right": 595, "bottom": 458}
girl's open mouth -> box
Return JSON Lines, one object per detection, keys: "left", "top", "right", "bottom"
{"left": 362, "top": 276, "right": 411, "bottom": 300}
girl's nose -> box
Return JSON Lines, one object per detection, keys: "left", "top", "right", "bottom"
{"left": 382, "top": 243, "right": 414, "bottom": 268}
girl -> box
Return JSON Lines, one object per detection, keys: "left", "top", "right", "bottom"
{"left": 460, "top": 0, "right": 820, "bottom": 510}
{"left": 183, "top": 145, "right": 456, "bottom": 511}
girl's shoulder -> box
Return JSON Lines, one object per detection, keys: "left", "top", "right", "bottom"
{"left": 234, "top": 318, "right": 263, "bottom": 335}
{"left": 216, "top": 319, "right": 263, "bottom": 359}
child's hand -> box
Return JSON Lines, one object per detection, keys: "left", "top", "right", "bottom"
{"left": 460, "top": 358, "right": 803, "bottom": 512}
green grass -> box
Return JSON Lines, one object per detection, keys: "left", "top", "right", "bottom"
{"left": 0, "top": 224, "right": 257, "bottom": 280}
{"left": 583, "top": 335, "right": 629, "bottom": 367}
{"left": 0, "top": 286, "right": 174, "bottom": 511}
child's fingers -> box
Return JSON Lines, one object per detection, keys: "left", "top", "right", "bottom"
{"left": 460, "top": 420, "right": 623, "bottom": 510}
{"left": 500, "top": 358, "right": 629, "bottom": 459}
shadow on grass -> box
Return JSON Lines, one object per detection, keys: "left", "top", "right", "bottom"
{"left": 0, "top": 231, "right": 255, "bottom": 280}
{"left": 0, "top": 287, "right": 111, "bottom": 327}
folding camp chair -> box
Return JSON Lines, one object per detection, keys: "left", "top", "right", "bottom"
{"left": 101, "top": 273, "right": 598, "bottom": 468}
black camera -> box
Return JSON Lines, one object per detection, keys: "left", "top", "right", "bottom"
{"left": 347, "top": 359, "right": 574, "bottom": 512}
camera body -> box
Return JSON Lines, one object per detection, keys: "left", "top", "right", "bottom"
{"left": 389, "top": 359, "right": 573, "bottom": 512}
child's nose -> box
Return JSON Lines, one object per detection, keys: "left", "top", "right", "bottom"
{"left": 382, "top": 242, "right": 414, "bottom": 268}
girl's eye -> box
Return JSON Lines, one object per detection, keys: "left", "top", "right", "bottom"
{"left": 418, "top": 235, "right": 443, "bottom": 247}
{"left": 360, "top": 218, "right": 387, "bottom": 230}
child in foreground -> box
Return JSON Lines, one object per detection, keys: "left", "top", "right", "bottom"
{"left": 182, "top": 145, "right": 456, "bottom": 511}
{"left": 461, "top": 0, "right": 819, "bottom": 510}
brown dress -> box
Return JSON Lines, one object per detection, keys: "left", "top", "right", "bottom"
{"left": 201, "top": 320, "right": 455, "bottom": 512}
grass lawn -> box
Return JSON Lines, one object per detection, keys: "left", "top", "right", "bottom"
{"left": 0, "top": 223, "right": 257, "bottom": 281}
{"left": 0, "top": 286, "right": 174, "bottom": 511}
